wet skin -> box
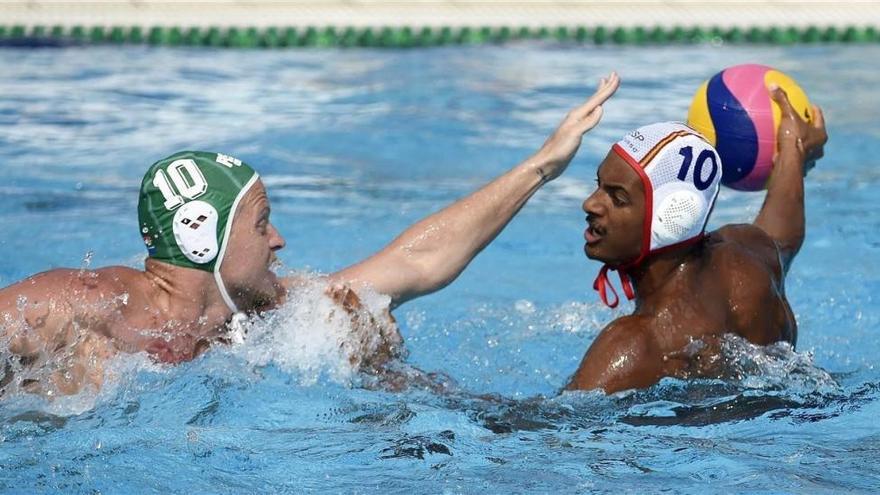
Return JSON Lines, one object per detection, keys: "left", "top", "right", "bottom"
{"left": 0, "top": 73, "right": 622, "bottom": 397}
{"left": 0, "top": 181, "right": 288, "bottom": 394}
{"left": 0, "top": 181, "right": 396, "bottom": 395}
{"left": 567, "top": 87, "right": 828, "bottom": 393}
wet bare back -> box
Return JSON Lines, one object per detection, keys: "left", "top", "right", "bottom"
{"left": 0, "top": 267, "right": 159, "bottom": 396}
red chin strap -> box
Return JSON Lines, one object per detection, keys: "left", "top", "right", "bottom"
{"left": 592, "top": 264, "right": 636, "bottom": 309}
{"left": 592, "top": 234, "right": 708, "bottom": 309}
{"left": 593, "top": 144, "right": 654, "bottom": 309}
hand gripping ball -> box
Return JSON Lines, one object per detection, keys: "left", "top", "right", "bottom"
{"left": 687, "top": 64, "right": 812, "bottom": 191}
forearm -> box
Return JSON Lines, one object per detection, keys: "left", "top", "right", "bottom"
{"left": 753, "top": 147, "right": 806, "bottom": 268}
{"left": 394, "top": 158, "right": 546, "bottom": 282}
{"left": 331, "top": 72, "right": 620, "bottom": 306}
{"left": 332, "top": 156, "right": 546, "bottom": 305}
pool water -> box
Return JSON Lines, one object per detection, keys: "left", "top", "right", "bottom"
{"left": 1, "top": 43, "right": 879, "bottom": 492}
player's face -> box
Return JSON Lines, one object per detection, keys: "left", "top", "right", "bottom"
{"left": 582, "top": 150, "right": 645, "bottom": 265}
{"left": 220, "top": 180, "right": 286, "bottom": 310}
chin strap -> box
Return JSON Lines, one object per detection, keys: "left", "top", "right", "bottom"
{"left": 592, "top": 233, "right": 709, "bottom": 309}
{"left": 593, "top": 264, "right": 636, "bottom": 309}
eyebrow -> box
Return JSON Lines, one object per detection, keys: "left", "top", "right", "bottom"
{"left": 599, "top": 179, "right": 628, "bottom": 192}
{"left": 256, "top": 206, "right": 270, "bottom": 221}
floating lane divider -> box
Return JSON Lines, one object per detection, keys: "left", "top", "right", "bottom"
{"left": 0, "top": 25, "right": 877, "bottom": 47}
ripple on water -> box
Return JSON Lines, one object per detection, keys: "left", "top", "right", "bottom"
{"left": 1, "top": 44, "right": 879, "bottom": 491}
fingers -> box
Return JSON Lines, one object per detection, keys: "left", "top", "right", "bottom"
{"left": 810, "top": 105, "right": 828, "bottom": 149}
{"left": 769, "top": 85, "right": 798, "bottom": 121}
{"left": 597, "top": 71, "right": 620, "bottom": 95}
{"left": 572, "top": 71, "right": 619, "bottom": 120}
{"left": 811, "top": 104, "right": 825, "bottom": 130}
{"left": 592, "top": 71, "right": 619, "bottom": 105}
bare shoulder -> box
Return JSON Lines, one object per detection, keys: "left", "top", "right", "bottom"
{"left": 88, "top": 266, "right": 145, "bottom": 295}
{"left": 0, "top": 266, "right": 143, "bottom": 317}
{"left": 0, "top": 266, "right": 140, "bottom": 360}
{"left": 708, "top": 224, "right": 784, "bottom": 280}
{"left": 592, "top": 315, "right": 652, "bottom": 344}
{"left": 565, "top": 315, "right": 663, "bottom": 393}
{"left": 707, "top": 225, "right": 796, "bottom": 343}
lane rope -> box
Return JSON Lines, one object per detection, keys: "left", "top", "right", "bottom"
{"left": 0, "top": 25, "right": 877, "bottom": 47}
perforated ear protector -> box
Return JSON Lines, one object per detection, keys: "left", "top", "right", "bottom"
{"left": 651, "top": 183, "right": 706, "bottom": 248}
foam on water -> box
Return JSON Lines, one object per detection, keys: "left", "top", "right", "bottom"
{"left": 717, "top": 334, "right": 839, "bottom": 395}
{"left": 1, "top": 279, "right": 842, "bottom": 429}
{"left": 229, "top": 273, "right": 401, "bottom": 387}
{"left": 0, "top": 352, "right": 159, "bottom": 418}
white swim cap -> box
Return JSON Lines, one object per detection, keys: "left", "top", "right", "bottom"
{"left": 594, "top": 122, "right": 722, "bottom": 308}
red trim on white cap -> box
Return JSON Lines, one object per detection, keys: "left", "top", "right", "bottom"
{"left": 591, "top": 144, "right": 707, "bottom": 309}
{"left": 591, "top": 144, "right": 655, "bottom": 309}
{"left": 612, "top": 143, "right": 653, "bottom": 267}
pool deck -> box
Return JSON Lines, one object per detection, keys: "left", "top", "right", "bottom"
{"left": 1, "top": 1, "right": 878, "bottom": 29}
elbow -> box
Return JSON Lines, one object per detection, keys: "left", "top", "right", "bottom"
{"left": 383, "top": 248, "right": 460, "bottom": 304}
{"left": 782, "top": 235, "right": 804, "bottom": 257}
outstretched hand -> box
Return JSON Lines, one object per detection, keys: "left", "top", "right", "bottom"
{"left": 532, "top": 72, "right": 620, "bottom": 182}
{"left": 770, "top": 85, "right": 827, "bottom": 171}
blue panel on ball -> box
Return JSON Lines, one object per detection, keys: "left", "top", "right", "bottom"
{"left": 707, "top": 72, "right": 758, "bottom": 184}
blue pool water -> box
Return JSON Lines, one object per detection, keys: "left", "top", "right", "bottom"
{"left": 1, "top": 43, "right": 879, "bottom": 492}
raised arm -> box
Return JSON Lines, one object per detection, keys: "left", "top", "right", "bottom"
{"left": 328, "top": 73, "right": 620, "bottom": 308}
{"left": 753, "top": 86, "right": 827, "bottom": 272}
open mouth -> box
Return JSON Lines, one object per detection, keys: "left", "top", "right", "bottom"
{"left": 584, "top": 220, "right": 605, "bottom": 244}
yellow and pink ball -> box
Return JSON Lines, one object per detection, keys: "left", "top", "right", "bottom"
{"left": 687, "top": 64, "right": 813, "bottom": 191}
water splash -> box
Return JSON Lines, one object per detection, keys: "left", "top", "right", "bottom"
{"left": 2, "top": 272, "right": 405, "bottom": 413}
{"left": 444, "top": 332, "right": 845, "bottom": 432}
{"left": 608, "top": 335, "right": 843, "bottom": 428}
{"left": 0, "top": 352, "right": 159, "bottom": 418}
{"left": 227, "top": 274, "right": 402, "bottom": 387}
{"left": 1, "top": 292, "right": 132, "bottom": 406}
{"left": 717, "top": 334, "right": 839, "bottom": 394}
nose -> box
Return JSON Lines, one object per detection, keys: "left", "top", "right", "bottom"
{"left": 583, "top": 188, "right": 604, "bottom": 217}
{"left": 267, "top": 223, "right": 286, "bottom": 251}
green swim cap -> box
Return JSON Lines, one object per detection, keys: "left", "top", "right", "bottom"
{"left": 138, "top": 151, "right": 259, "bottom": 311}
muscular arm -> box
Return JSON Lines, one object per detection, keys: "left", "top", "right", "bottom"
{"left": 326, "top": 73, "right": 620, "bottom": 308}
{"left": 565, "top": 317, "right": 664, "bottom": 394}
{"left": 329, "top": 158, "right": 543, "bottom": 306}
{"left": 753, "top": 87, "right": 827, "bottom": 272}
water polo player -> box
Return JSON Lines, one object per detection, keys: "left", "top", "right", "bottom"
{"left": 566, "top": 87, "right": 827, "bottom": 393}
{"left": 0, "top": 75, "right": 620, "bottom": 397}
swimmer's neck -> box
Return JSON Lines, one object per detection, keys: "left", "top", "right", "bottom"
{"left": 142, "top": 258, "right": 233, "bottom": 328}
{"left": 627, "top": 243, "right": 701, "bottom": 308}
